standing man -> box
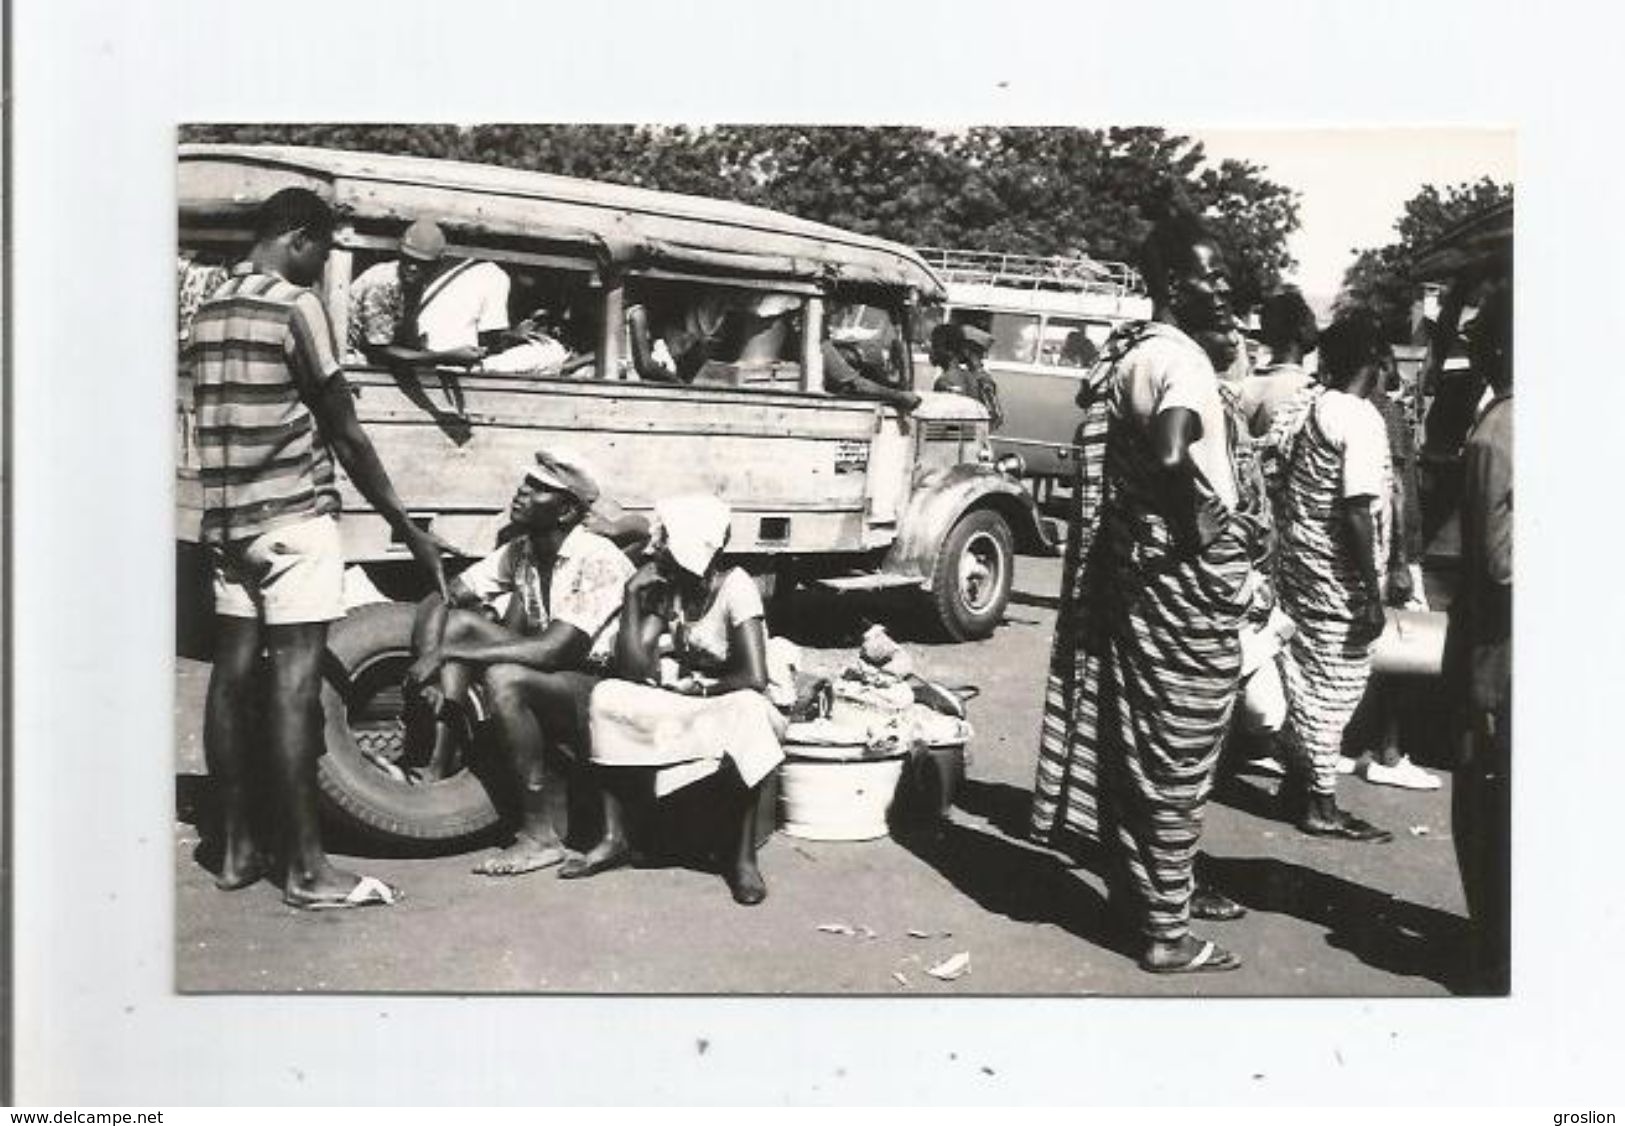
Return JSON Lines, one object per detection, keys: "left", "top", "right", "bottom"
{"left": 405, "top": 451, "right": 635, "bottom": 876}
{"left": 934, "top": 324, "right": 1005, "bottom": 429}
{"left": 190, "top": 188, "right": 457, "bottom": 909}
{"left": 1030, "top": 204, "right": 1271, "bottom": 974}
{"left": 1446, "top": 284, "right": 1512, "bottom": 993}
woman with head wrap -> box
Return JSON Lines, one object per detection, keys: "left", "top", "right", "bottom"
{"left": 1030, "top": 193, "right": 1272, "bottom": 974}
{"left": 561, "top": 494, "right": 786, "bottom": 905}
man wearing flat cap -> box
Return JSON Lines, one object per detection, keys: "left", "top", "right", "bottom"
{"left": 405, "top": 448, "right": 635, "bottom": 876}
{"left": 349, "top": 216, "right": 514, "bottom": 378}
{"left": 934, "top": 323, "right": 1005, "bottom": 429}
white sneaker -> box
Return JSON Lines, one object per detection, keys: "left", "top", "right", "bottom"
{"left": 1362, "top": 756, "right": 1442, "bottom": 791}
{"left": 1335, "top": 755, "right": 1361, "bottom": 776}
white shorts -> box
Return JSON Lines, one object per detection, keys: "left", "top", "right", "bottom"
{"left": 211, "top": 514, "right": 345, "bottom": 625}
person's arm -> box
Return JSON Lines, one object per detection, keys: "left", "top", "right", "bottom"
{"left": 700, "top": 617, "right": 768, "bottom": 696}
{"left": 372, "top": 340, "right": 488, "bottom": 369}
{"left": 615, "top": 561, "right": 669, "bottom": 683}
{"left": 291, "top": 294, "right": 461, "bottom": 597}
{"left": 439, "top": 618, "right": 590, "bottom": 673}
{"left": 1464, "top": 412, "right": 1513, "bottom": 639}
{"left": 1151, "top": 406, "right": 1219, "bottom": 550}
{"left": 823, "top": 341, "right": 920, "bottom": 413}
{"left": 310, "top": 376, "right": 460, "bottom": 597}
{"left": 558, "top": 351, "right": 597, "bottom": 377}
{"left": 1342, "top": 497, "right": 1389, "bottom": 640}
{"left": 404, "top": 577, "right": 486, "bottom": 690}
{"left": 627, "top": 305, "right": 679, "bottom": 383}
{"left": 1333, "top": 399, "right": 1392, "bottom": 638}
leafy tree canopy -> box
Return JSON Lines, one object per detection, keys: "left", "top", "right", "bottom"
{"left": 1338, "top": 177, "right": 1514, "bottom": 340}
{"left": 181, "top": 123, "right": 1300, "bottom": 309}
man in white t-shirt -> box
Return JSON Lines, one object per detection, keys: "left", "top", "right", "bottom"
{"left": 404, "top": 449, "right": 635, "bottom": 876}
{"left": 348, "top": 218, "right": 513, "bottom": 412}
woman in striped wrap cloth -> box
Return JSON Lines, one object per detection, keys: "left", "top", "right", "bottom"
{"left": 1265, "top": 310, "right": 1395, "bottom": 842}
{"left": 1030, "top": 206, "right": 1272, "bottom": 975}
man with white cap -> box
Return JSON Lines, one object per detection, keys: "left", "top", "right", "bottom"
{"left": 404, "top": 448, "right": 635, "bottom": 876}
{"left": 349, "top": 217, "right": 513, "bottom": 381}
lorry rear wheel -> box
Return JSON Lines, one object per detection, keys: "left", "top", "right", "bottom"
{"left": 318, "top": 602, "right": 502, "bottom": 846}
{"left": 928, "top": 508, "right": 1014, "bottom": 641}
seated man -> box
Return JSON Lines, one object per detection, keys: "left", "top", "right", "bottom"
{"left": 404, "top": 449, "right": 635, "bottom": 876}
{"left": 349, "top": 218, "right": 514, "bottom": 412}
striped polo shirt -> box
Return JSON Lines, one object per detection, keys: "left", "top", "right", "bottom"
{"left": 188, "top": 271, "right": 344, "bottom": 544}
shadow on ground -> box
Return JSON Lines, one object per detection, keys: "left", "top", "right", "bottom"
{"left": 891, "top": 779, "right": 1135, "bottom": 961}
{"left": 904, "top": 776, "right": 1473, "bottom": 993}
{"left": 1201, "top": 853, "right": 1471, "bottom": 994}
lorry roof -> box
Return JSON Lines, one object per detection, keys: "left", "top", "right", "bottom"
{"left": 178, "top": 143, "right": 945, "bottom": 297}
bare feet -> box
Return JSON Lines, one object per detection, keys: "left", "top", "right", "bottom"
{"left": 214, "top": 845, "right": 272, "bottom": 891}
{"left": 472, "top": 834, "right": 567, "bottom": 876}
{"left": 558, "top": 836, "right": 633, "bottom": 880}
{"left": 726, "top": 858, "right": 767, "bottom": 906}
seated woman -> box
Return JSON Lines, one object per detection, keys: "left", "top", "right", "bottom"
{"left": 561, "top": 494, "right": 785, "bottom": 905}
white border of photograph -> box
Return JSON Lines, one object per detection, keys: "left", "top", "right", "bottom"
{"left": 10, "top": 0, "right": 1622, "bottom": 1105}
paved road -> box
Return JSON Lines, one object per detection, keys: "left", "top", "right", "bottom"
{"left": 174, "top": 553, "right": 1470, "bottom": 995}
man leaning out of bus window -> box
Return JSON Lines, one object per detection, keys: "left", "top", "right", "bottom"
{"left": 349, "top": 217, "right": 514, "bottom": 411}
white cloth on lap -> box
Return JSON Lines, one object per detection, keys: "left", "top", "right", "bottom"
{"left": 587, "top": 680, "right": 787, "bottom": 797}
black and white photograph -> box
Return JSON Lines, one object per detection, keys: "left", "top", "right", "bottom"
{"left": 171, "top": 123, "right": 1513, "bottom": 997}
{"left": 15, "top": 0, "right": 1625, "bottom": 1108}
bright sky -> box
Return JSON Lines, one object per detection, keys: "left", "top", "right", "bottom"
{"left": 1187, "top": 128, "right": 1516, "bottom": 305}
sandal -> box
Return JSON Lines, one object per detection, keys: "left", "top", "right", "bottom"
{"left": 285, "top": 874, "right": 403, "bottom": 911}
{"left": 1190, "top": 888, "right": 1247, "bottom": 921}
{"left": 1141, "top": 938, "right": 1241, "bottom": 975}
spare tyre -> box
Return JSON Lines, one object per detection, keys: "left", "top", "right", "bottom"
{"left": 318, "top": 601, "right": 502, "bottom": 846}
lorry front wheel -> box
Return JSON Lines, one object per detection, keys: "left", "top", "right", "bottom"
{"left": 928, "top": 508, "right": 1014, "bottom": 641}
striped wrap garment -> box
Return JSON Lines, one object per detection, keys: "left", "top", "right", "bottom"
{"left": 1267, "top": 387, "right": 1392, "bottom": 796}
{"left": 1031, "top": 322, "right": 1271, "bottom": 944}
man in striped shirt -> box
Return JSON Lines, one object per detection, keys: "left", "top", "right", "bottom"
{"left": 189, "top": 187, "right": 459, "bottom": 910}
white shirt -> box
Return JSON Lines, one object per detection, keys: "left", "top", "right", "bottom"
{"left": 416, "top": 260, "right": 511, "bottom": 353}
{"left": 456, "top": 525, "right": 633, "bottom": 664}
{"left": 1315, "top": 389, "right": 1390, "bottom": 501}
{"left": 1110, "top": 322, "right": 1238, "bottom": 508}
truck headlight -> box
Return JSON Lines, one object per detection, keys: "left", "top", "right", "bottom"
{"left": 996, "top": 453, "right": 1025, "bottom": 478}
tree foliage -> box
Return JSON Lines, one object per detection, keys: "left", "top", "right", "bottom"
{"left": 1338, "top": 177, "right": 1514, "bottom": 340}
{"left": 180, "top": 123, "right": 1300, "bottom": 307}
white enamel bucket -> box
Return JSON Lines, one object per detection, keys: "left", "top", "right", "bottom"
{"left": 778, "top": 744, "right": 907, "bottom": 842}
